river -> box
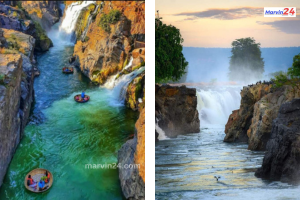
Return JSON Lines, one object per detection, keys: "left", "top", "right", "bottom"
{"left": 155, "top": 86, "right": 300, "bottom": 199}
{"left": 0, "top": 11, "right": 139, "bottom": 200}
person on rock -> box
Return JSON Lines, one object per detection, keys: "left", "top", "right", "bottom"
{"left": 27, "top": 175, "right": 37, "bottom": 189}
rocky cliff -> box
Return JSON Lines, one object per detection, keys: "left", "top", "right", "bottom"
{"left": 255, "top": 98, "right": 300, "bottom": 182}
{"left": 0, "top": 28, "right": 36, "bottom": 186}
{"left": 70, "top": 1, "right": 145, "bottom": 84}
{"left": 0, "top": 1, "right": 60, "bottom": 51}
{"left": 118, "top": 108, "right": 145, "bottom": 200}
{"left": 224, "top": 84, "right": 271, "bottom": 143}
{"left": 224, "top": 83, "right": 300, "bottom": 151}
{"left": 155, "top": 84, "right": 200, "bottom": 138}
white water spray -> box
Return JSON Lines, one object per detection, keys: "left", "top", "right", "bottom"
{"left": 196, "top": 87, "right": 241, "bottom": 127}
{"left": 103, "top": 57, "right": 134, "bottom": 89}
{"left": 155, "top": 118, "right": 169, "bottom": 140}
{"left": 60, "top": 1, "right": 96, "bottom": 34}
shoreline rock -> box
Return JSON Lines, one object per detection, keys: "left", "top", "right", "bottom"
{"left": 155, "top": 84, "right": 200, "bottom": 138}
{"left": 118, "top": 108, "right": 145, "bottom": 200}
{"left": 0, "top": 28, "right": 36, "bottom": 187}
{"left": 255, "top": 98, "right": 300, "bottom": 182}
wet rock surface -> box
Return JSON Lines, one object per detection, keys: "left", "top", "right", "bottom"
{"left": 155, "top": 84, "right": 200, "bottom": 138}
{"left": 0, "top": 28, "right": 36, "bottom": 187}
{"left": 255, "top": 98, "right": 300, "bottom": 182}
{"left": 118, "top": 108, "right": 145, "bottom": 200}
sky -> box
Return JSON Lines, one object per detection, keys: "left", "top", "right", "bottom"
{"left": 155, "top": 0, "right": 300, "bottom": 47}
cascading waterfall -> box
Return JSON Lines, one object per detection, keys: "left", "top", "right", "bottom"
{"left": 155, "top": 118, "right": 169, "bottom": 140}
{"left": 196, "top": 86, "right": 241, "bottom": 127}
{"left": 80, "top": 3, "right": 101, "bottom": 41}
{"left": 60, "top": 1, "right": 96, "bottom": 37}
{"left": 114, "top": 66, "right": 145, "bottom": 102}
{"left": 103, "top": 57, "right": 134, "bottom": 89}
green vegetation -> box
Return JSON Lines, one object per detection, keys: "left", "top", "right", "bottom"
{"left": 99, "top": 9, "right": 121, "bottom": 33}
{"left": 155, "top": 18, "right": 188, "bottom": 83}
{"left": 288, "top": 53, "right": 300, "bottom": 78}
{"left": 0, "top": 73, "right": 6, "bottom": 85}
{"left": 228, "top": 37, "right": 264, "bottom": 83}
{"left": 271, "top": 54, "right": 300, "bottom": 88}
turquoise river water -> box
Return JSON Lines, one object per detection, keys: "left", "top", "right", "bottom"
{"left": 0, "top": 24, "right": 137, "bottom": 199}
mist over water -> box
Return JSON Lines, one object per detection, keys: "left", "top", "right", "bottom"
{"left": 183, "top": 47, "right": 300, "bottom": 83}
{"left": 156, "top": 47, "right": 300, "bottom": 198}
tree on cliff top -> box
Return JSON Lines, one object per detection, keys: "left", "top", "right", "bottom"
{"left": 288, "top": 53, "right": 300, "bottom": 78}
{"left": 155, "top": 18, "right": 188, "bottom": 83}
{"left": 228, "top": 37, "right": 264, "bottom": 83}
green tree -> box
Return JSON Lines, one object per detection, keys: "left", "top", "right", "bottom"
{"left": 288, "top": 53, "right": 300, "bottom": 78}
{"left": 228, "top": 37, "right": 264, "bottom": 83}
{"left": 155, "top": 18, "right": 188, "bottom": 83}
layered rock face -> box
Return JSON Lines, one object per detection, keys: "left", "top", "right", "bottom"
{"left": 224, "top": 83, "right": 300, "bottom": 151}
{"left": 71, "top": 1, "right": 145, "bottom": 84}
{"left": 118, "top": 108, "right": 145, "bottom": 200}
{"left": 0, "top": 28, "right": 36, "bottom": 186}
{"left": 155, "top": 84, "right": 200, "bottom": 138}
{"left": 224, "top": 84, "right": 271, "bottom": 143}
{"left": 247, "top": 85, "right": 300, "bottom": 150}
{"left": 0, "top": 2, "right": 57, "bottom": 51}
{"left": 21, "top": 1, "right": 60, "bottom": 31}
{"left": 255, "top": 98, "right": 300, "bottom": 182}
{"left": 126, "top": 72, "right": 145, "bottom": 111}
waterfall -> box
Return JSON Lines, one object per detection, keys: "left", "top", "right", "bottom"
{"left": 113, "top": 66, "right": 145, "bottom": 102}
{"left": 155, "top": 118, "right": 169, "bottom": 140}
{"left": 196, "top": 87, "right": 241, "bottom": 127}
{"left": 103, "top": 57, "right": 134, "bottom": 89}
{"left": 60, "top": 1, "right": 96, "bottom": 35}
{"left": 80, "top": 4, "right": 101, "bottom": 41}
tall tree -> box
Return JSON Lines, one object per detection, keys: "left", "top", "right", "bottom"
{"left": 288, "top": 53, "right": 300, "bottom": 78}
{"left": 155, "top": 18, "right": 188, "bottom": 83}
{"left": 228, "top": 37, "right": 264, "bottom": 83}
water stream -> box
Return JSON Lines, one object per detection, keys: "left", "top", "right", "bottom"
{"left": 0, "top": 6, "right": 141, "bottom": 199}
{"left": 155, "top": 86, "right": 300, "bottom": 199}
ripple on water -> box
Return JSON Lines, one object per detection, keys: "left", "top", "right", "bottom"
{"left": 155, "top": 127, "right": 300, "bottom": 199}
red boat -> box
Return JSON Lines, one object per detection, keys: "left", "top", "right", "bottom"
{"left": 74, "top": 94, "right": 90, "bottom": 103}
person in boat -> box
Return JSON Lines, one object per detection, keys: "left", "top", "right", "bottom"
{"left": 38, "top": 179, "right": 46, "bottom": 191}
{"left": 27, "top": 175, "right": 37, "bottom": 189}
{"left": 44, "top": 170, "right": 50, "bottom": 183}
{"left": 81, "top": 91, "right": 85, "bottom": 99}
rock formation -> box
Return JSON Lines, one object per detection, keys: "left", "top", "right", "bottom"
{"left": 155, "top": 84, "right": 200, "bottom": 138}
{"left": 255, "top": 98, "right": 300, "bottom": 182}
{"left": 224, "top": 84, "right": 271, "bottom": 143}
{"left": 224, "top": 83, "right": 300, "bottom": 151}
{"left": 126, "top": 72, "right": 145, "bottom": 111}
{"left": 118, "top": 108, "right": 145, "bottom": 200}
{"left": 71, "top": 1, "right": 145, "bottom": 84}
{"left": 0, "top": 28, "right": 36, "bottom": 187}
{"left": 0, "top": 2, "right": 58, "bottom": 51}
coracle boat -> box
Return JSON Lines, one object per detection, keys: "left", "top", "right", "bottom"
{"left": 74, "top": 94, "right": 90, "bottom": 103}
{"left": 24, "top": 168, "right": 53, "bottom": 193}
{"left": 62, "top": 67, "right": 74, "bottom": 74}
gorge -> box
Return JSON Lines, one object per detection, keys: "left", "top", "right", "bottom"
{"left": 0, "top": 1, "right": 145, "bottom": 199}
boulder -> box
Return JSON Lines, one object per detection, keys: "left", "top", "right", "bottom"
{"left": 155, "top": 84, "right": 200, "bottom": 138}
{"left": 255, "top": 98, "right": 300, "bottom": 182}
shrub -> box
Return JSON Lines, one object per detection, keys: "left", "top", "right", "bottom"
{"left": 99, "top": 9, "right": 121, "bottom": 33}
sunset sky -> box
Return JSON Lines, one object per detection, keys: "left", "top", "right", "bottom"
{"left": 155, "top": 0, "right": 300, "bottom": 47}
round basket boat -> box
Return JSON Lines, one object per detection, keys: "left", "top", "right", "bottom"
{"left": 24, "top": 168, "right": 53, "bottom": 193}
{"left": 74, "top": 94, "right": 90, "bottom": 103}
{"left": 62, "top": 67, "right": 74, "bottom": 74}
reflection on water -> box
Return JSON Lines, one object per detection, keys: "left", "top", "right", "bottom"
{"left": 155, "top": 127, "right": 300, "bottom": 199}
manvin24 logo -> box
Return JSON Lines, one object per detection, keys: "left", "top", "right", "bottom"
{"left": 264, "top": 7, "right": 296, "bottom": 17}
